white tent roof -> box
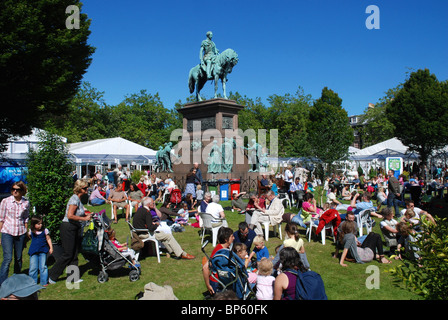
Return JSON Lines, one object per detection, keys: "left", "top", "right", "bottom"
{"left": 68, "top": 137, "right": 156, "bottom": 165}
{"left": 69, "top": 137, "right": 156, "bottom": 156}
{"left": 1, "top": 128, "right": 67, "bottom": 165}
{"left": 354, "top": 138, "right": 408, "bottom": 156}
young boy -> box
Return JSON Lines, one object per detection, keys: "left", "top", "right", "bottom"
{"left": 247, "top": 236, "right": 270, "bottom": 268}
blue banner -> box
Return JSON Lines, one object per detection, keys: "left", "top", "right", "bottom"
{"left": 0, "top": 166, "right": 27, "bottom": 193}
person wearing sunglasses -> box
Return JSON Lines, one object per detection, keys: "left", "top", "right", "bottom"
{"left": 0, "top": 181, "right": 30, "bottom": 286}
{"left": 48, "top": 179, "right": 92, "bottom": 284}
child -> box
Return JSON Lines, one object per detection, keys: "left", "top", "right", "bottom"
{"left": 175, "top": 202, "right": 190, "bottom": 225}
{"left": 28, "top": 216, "right": 53, "bottom": 286}
{"left": 107, "top": 229, "right": 140, "bottom": 267}
{"left": 248, "top": 236, "right": 270, "bottom": 267}
{"left": 196, "top": 185, "right": 204, "bottom": 204}
{"left": 233, "top": 243, "right": 257, "bottom": 283}
{"left": 283, "top": 222, "right": 305, "bottom": 254}
{"left": 283, "top": 222, "right": 311, "bottom": 270}
{"left": 256, "top": 257, "right": 275, "bottom": 300}
{"left": 401, "top": 208, "right": 421, "bottom": 230}
{"left": 396, "top": 222, "right": 420, "bottom": 261}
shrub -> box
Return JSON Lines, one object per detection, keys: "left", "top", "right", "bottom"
{"left": 26, "top": 131, "right": 74, "bottom": 243}
{"left": 389, "top": 216, "right": 448, "bottom": 300}
{"left": 130, "top": 169, "right": 145, "bottom": 184}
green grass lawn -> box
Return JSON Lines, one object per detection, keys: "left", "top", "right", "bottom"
{"left": 2, "top": 196, "right": 423, "bottom": 300}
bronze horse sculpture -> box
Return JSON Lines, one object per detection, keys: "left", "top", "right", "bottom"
{"left": 188, "top": 48, "right": 239, "bottom": 101}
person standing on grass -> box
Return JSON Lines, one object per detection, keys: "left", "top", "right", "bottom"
{"left": 28, "top": 216, "right": 53, "bottom": 286}
{"left": 48, "top": 180, "right": 92, "bottom": 284}
{"left": 0, "top": 181, "right": 30, "bottom": 286}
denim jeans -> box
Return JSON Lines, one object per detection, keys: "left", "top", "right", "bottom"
{"left": 387, "top": 193, "right": 401, "bottom": 217}
{"left": 0, "top": 233, "right": 27, "bottom": 286}
{"left": 29, "top": 252, "right": 49, "bottom": 285}
{"left": 90, "top": 198, "right": 105, "bottom": 206}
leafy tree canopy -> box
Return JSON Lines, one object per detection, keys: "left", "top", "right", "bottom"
{"left": 308, "top": 87, "right": 354, "bottom": 165}
{"left": 0, "top": 0, "right": 95, "bottom": 151}
{"left": 386, "top": 69, "right": 448, "bottom": 164}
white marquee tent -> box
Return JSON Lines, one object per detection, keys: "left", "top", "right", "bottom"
{"left": 68, "top": 137, "right": 157, "bottom": 166}
{"left": 349, "top": 137, "right": 412, "bottom": 160}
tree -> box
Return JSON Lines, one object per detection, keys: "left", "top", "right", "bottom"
{"left": 358, "top": 86, "right": 399, "bottom": 147}
{"left": 390, "top": 217, "right": 448, "bottom": 300}
{"left": 43, "top": 82, "right": 110, "bottom": 143}
{"left": 112, "top": 90, "right": 182, "bottom": 149}
{"left": 0, "top": 0, "right": 95, "bottom": 151}
{"left": 386, "top": 69, "right": 448, "bottom": 165}
{"left": 308, "top": 87, "right": 354, "bottom": 170}
{"left": 266, "top": 87, "right": 312, "bottom": 157}
{"left": 26, "top": 131, "right": 74, "bottom": 243}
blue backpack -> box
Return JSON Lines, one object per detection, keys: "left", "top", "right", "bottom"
{"left": 286, "top": 269, "right": 328, "bottom": 300}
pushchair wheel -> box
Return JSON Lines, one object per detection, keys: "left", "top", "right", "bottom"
{"left": 129, "top": 269, "right": 140, "bottom": 282}
{"left": 97, "top": 271, "right": 109, "bottom": 283}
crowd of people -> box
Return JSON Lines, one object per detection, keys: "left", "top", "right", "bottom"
{"left": 0, "top": 161, "right": 440, "bottom": 300}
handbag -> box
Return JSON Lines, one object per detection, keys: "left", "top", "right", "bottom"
{"left": 130, "top": 231, "right": 144, "bottom": 251}
{"left": 81, "top": 222, "right": 98, "bottom": 254}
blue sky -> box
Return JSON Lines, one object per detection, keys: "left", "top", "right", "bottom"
{"left": 80, "top": 0, "right": 448, "bottom": 116}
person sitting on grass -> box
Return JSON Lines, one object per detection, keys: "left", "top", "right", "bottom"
{"left": 247, "top": 235, "right": 270, "bottom": 268}
{"left": 379, "top": 207, "right": 399, "bottom": 250}
{"left": 337, "top": 221, "right": 390, "bottom": 267}
{"left": 396, "top": 222, "right": 420, "bottom": 261}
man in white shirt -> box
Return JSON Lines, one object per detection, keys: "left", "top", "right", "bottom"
{"left": 284, "top": 166, "right": 294, "bottom": 201}
{"left": 289, "top": 177, "right": 304, "bottom": 208}
{"left": 205, "top": 195, "right": 228, "bottom": 227}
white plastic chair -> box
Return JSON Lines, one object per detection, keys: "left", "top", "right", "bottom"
{"left": 357, "top": 209, "right": 374, "bottom": 237}
{"left": 199, "top": 212, "right": 223, "bottom": 247}
{"left": 110, "top": 192, "right": 129, "bottom": 220}
{"left": 127, "top": 221, "right": 161, "bottom": 263}
{"left": 306, "top": 216, "right": 334, "bottom": 245}
{"left": 262, "top": 221, "right": 282, "bottom": 241}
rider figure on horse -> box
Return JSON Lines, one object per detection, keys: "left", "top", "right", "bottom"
{"left": 199, "top": 31, "right": 219, "bottom": 80}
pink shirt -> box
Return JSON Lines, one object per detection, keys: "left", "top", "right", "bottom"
{"left": 302, "top": 201, "right": 322, "bottom": 215}
{"left": 0, "top": 195, "right": 30, "bottom": 236}
{"left": 256, "top": 275, "right": 275, "bottom": 300}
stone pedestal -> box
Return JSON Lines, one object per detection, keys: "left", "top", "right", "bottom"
{"left": 172, "top": 98, "right": 250, "bottom": 182}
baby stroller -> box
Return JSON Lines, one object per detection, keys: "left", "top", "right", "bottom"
{"left": 91, "top": 210, "right": 141, "bottom": 283}
{"left": 170, "top": 188, "right": 182, "bottom": 208}
{"left": 201, "top": 240, "right": 255, "bottom": 300}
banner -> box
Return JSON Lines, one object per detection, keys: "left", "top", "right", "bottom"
{"left": 0, "top": 166, "right": 27, "bottom": 193}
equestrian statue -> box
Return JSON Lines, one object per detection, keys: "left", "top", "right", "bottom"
{"left": 188, "top": 31, "right": 239, "bottom": 101}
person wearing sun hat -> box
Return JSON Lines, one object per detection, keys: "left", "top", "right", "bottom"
{"left": 0, "top": 274, "right": 45, "bottom": 300}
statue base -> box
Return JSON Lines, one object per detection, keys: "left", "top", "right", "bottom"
{"left": 155, "top": 99, "right": 267, "bottom": 195}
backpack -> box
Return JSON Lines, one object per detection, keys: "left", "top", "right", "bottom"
{"left": 286, "top": 269, "right": 327, "bottom": 300}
